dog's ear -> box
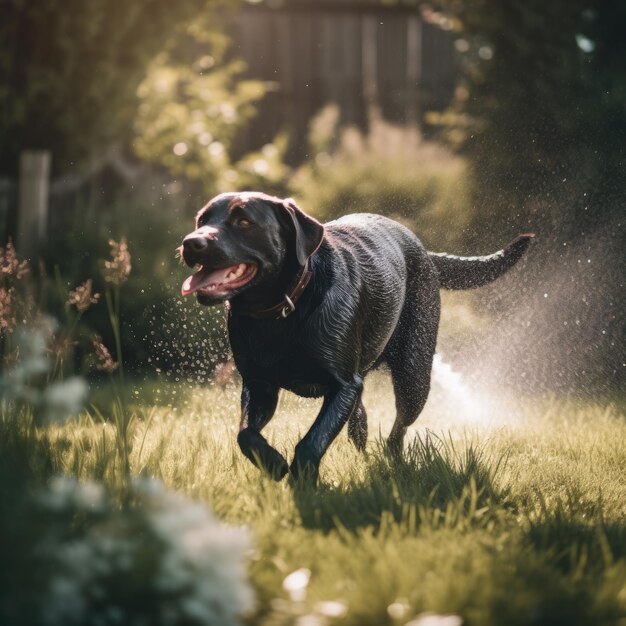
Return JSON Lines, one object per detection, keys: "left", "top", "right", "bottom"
{"left": 281, "top": 198, "right": 324, "bottom": 266}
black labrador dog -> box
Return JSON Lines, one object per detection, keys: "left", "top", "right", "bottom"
{"left": 180, "top": 192, "right": 533, "bottom": 482}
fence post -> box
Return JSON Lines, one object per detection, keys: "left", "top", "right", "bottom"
{"left": 362, "top": 14, "right": 380, "bottom": 119}
{"left": 406, "top": 15, "right": 423, "bottom": 127}
{"left": 17, "top": 150, "right": 51, "bottom": 261}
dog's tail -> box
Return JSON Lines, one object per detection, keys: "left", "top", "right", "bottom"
{"left": 428, "top": 233, "right": 535, "bottom": 290}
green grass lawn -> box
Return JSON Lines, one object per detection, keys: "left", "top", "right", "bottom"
{"left": 10, "top": 373, "right": 626, "bottom": 626}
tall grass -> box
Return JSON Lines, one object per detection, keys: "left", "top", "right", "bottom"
{"left": 5, "top": 375, "right": 623, "bottom": 626}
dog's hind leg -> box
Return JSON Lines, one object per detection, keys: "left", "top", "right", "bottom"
{"left": 347, "top": 401, "right": 368, "bottom": 451}
{"left": 384, "top": 277, "right": 440, "bottom": 456}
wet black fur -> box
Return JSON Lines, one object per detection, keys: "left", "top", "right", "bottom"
{"left": 181, "top": 192, "right": 533, "bottom": 483}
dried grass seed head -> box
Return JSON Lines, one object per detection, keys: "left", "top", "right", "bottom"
{"left": 67, "top": 279, "right": 100, "bottom": 312}
{"left": 104, "top": 237, "right": 132, "bottom": 286}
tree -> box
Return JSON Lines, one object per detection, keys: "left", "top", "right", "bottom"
{"left": 132, "top": 20, "right": 271, "bottom": 196}
{"left": 430, "top": 0, "right": 626, "bottom": 392}
{"left": 0, "top": 0, "right": 222, "bottom": 176}
{"left": 432, "top": 0, "right": 626, "bottom": 240}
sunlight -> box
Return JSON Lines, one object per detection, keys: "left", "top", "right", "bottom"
{"left": 431, "top": 353, "right": 499, "bottom": 425}
{"left": 3, "top": 2, "right": 624, "bottom": 623}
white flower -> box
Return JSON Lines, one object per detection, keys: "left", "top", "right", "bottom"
{"left": 315, "top": 600, "right": 348, "bottom": 618}
{"left": 296, "top": 615, "right": 324, "bottom": 626}
{"left": 0, "top": 318, "right": 89, "bottom": 426}
{"left": 388, "top": 600, "right": 410, "bottom": 619}
{"left": 404, "top": 613, "right": 463, "bottom": 626}
{"left": 283, "top": 568, "right": 311, "bottom": 602}
{"left": 42, "top": 377, "right": 89, "bottom": 423}
{"left": 30, "top": 477, "right": 255, "bottom": 626}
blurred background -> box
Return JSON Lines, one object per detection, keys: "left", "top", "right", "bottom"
{"left": 1, "top": 0, "right": 624, "bottom": 396}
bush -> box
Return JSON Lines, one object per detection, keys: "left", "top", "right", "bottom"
{"left": 0, "top": 0, "right": 229, "bottom": 177}
{"left": 1, "top": 477, "right": 254, "bottom": 626}
{"left": 290, "top": 106, "right": 475, "bottom": 251}
{"left": 133, "top": 24, "right": 266, "bottom": 196}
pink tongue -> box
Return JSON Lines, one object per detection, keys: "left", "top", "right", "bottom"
{"left": 181, "top": 265, "right": 237, "bottom": 296}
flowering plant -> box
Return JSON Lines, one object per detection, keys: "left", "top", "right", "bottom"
{"left": 2, "top": 477, "right": 255, "bottom": 626}
{"left": 0, "top": 316, "right": 88, "bottom": 425}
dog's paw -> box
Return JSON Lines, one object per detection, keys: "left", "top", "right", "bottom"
{"left": 238, "top": 429, "right": 289, "bottom": 481}
{"left": 262, "top": 453, "right": 289, "bottom": 481}
{"left": 289, "top": 457, "right": 320, "bottom": 488}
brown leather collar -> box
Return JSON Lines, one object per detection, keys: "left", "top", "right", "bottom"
{"left": 227, "top": 259, "right": 313, "bottom": 320}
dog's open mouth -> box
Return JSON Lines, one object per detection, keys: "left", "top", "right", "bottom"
{"left": 181, "top": 263, "right": 257, "bottom": 297}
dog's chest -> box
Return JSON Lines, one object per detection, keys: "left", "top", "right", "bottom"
{"left": 250, "top": 352, "right": 331, "bottom": 398}
{"left": 229, "top": 320, "right": 331, "bottom": 396}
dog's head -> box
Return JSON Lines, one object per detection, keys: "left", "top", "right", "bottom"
{"left": 179, "top": 192, "right": 324, "bottom": 306}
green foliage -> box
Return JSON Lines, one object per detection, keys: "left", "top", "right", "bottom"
{"left": 290, "top": 107, "right": 475, "bottom": 250}
{"left": 132, "top": 15, "right": 294, "bottom": 198}
{"left": 431, "top": 0, "right": 626, "bottom": 236}
{"left": 133, "top": 22, "right": 268, "bottom": 195}
{"left": 230, "top": 134, "right": 292, "bottom": 197}
{"left": 40, "top": 191, "right": 230, "bottom": 376}
{"left": 0, "top": 0, "right": 223, "bottom": 175}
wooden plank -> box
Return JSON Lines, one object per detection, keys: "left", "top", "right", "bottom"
{"left": 17, "top": 151, "right": 50, "bottom": 260}
{"left": 406, "top": 14, "right": 422, "bottom": 126}
{"left": 377, "top": 14, "right": 406, "bottom": 121}
{"left": 362, "top": 14, "right": 379, "bottom": 115}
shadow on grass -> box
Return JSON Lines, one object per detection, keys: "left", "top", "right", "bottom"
{"left": 523, "top": 488, "right": 626, "bottom": 574}
{"left": 0, "top": 416, "right": 55, "bottom": 505}
{"left": 293, "top": 432, "right": 510, "bottom": 534}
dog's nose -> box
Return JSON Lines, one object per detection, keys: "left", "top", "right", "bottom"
{"left": 183, "top": 235, "right": 209, "bottom": 254}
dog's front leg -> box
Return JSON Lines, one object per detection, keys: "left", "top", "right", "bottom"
{"left": 290, "top": 374, "right": 363, "bottom": 484}
{"left": 237, "top": 381, "right": 288, "bottom": 480}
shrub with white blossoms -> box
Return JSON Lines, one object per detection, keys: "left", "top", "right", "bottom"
{"left": 0, "top": 317, "right": 88, "bottom": 424}
{"left": 4, "top": 477, "right": 254, "bottom": 626}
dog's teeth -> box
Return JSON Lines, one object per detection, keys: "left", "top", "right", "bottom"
{"left": 228, "top": 265, "right": 243, "bottom": 281}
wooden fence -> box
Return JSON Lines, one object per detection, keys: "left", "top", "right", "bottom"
{"left": 230, "top": 1, "right": 457, "bottom": 159}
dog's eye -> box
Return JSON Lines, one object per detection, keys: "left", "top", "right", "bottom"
{"left": 235, "top": 217, "right": 252, "bottom": 228}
